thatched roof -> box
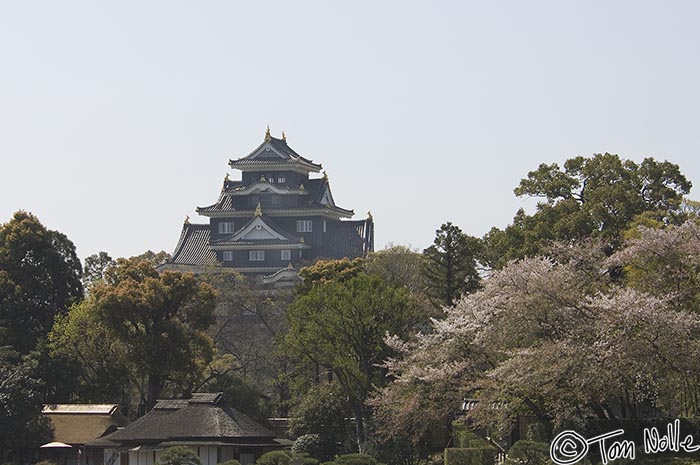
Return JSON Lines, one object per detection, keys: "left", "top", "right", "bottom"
{"left": 42, "top": 404, "right": 129, "bottom": 446}
{"left": 105, "top": 392, "right": 275, "bottom": 444}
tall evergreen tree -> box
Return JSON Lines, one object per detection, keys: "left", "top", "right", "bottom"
{"left": 422, "top": 222, "right": 481, "bottom": 308}
{"left": 0, "top": 211, "right": 83, "bottom": 354}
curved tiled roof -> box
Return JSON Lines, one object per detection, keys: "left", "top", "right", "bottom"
{"left": 320, "top": 219, "right": 374, "bottom": 259}
{"left": 229, "top": 137, "right": 322, "bottom": 171}
{"left": 170, "top": 223, "right": 218, "bottom": 266}
{"left": 211, "top": 215, "right": 307, "bottom": 247}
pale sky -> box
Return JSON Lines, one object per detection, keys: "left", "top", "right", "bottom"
{"left": 1, "top": 1, "right": 699, "bottom": 260}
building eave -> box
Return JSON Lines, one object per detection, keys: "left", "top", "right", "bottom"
{"left": 227, "top": 160, "right": 322, "bottom": 173}
{"left": 210, "top": 243, "right": 311, "bottom": 251}
{"left": 197, "top": 208, "right": 353, "bottom": 219}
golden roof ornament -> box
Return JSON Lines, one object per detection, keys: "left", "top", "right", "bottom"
{"left": 265, "top": 125, "right": 271, "bottom": 141}
{"left": 224, "top": 173, "right": 230, "bottom": 182}
{"left": 260, "top": 174, "right": 267, "bottom": 182}
{"left": 299, "top": 183, "right": 305, "bottom": 190}
{"left": 367, "top": 211, "right": 373, "bottom": 220}
{"left": 281, "top": 131, "right": 286, "bottom": 141}
{"left": 322, "top": 171, "right": 328, "bottom": 180}
{"left": 287, "top": 262, "right": 294, "bottom": 269}
{"left": 255, "top": 202, "right": 262, "bottom": 217}
{"left": 184, "top": 215, "right": 190, "bottom": 224}
{"left": 300, "top": 236, "right": 304, "bottom": 243}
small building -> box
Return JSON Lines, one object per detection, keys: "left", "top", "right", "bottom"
{"left": 40, "top": 404, "right": 129, "bottom": 465}
{"left": 160, "top": 128, "right": 374, "bottom": 285}
{"left": 99, "top": 393, "right": 284, "bottom": 465}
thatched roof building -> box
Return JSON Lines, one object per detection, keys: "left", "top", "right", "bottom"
{"left": 99, "top": 393, "right": 284, "bottom": 465}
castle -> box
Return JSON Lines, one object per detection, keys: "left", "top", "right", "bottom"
{"left": 162, "top": 128, "right": 374, "bottom": 284}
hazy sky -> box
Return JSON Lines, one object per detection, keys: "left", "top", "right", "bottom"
{"left": 2, "top": 1, "right": 699, "bottom": 260}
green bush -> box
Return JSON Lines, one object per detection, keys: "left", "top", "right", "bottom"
{"left": 505, "top": 441, "right": 551, "bottom": 465}
{"left": 289, "top": 454, "right": 320, "bottom": 465}
{"left": 330, "top": 454, "right": 378, "bottom": 465}
{"left": 292, "top": 434, "right": 335, "bottom": 461}
{"left": 156, "top": 447, "right": 202, "bottom": 465}
{"left": 218, "top": 460, "right": 242, "bottom": 465}
{"left": 451, "top": 423, "right": 490, "bottom": 449}
{"left": 444, "top": 448, "right": 496, "bottom": 465}
{"left": 256, "top": 451, "right": 293, "bottom": 465}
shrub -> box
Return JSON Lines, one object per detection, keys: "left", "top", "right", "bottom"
{"left": 292, "top": 434, "right": 335, "bottom": 461}
{"left": 444, "top": 448, "right": 495, "bottom": 465}
{"left": 329, "top": 454, "right": 378, "bottom": 465}
{"left": 156, "top": 447, "right": 202, "bottom": 465}
{"left": 256, "top": 451, "right": 293, "bottom": 465}
{"left": 505, "top": 441, "right": 551, "bottom": 465}
{"left": 218, "top": 460, "right": 242, "bottom": 465}
{"left": 289, "top": 453, "right": 320, "bottom": 465}
{"left": 451, "top": 423, "right": 490, "bottom": 449}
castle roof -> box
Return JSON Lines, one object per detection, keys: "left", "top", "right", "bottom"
{"left": 210, "top": 214, "right": 310, "bottom": 250}
{"left": 229, "top": 135, "right": 322, "bottom": 173}
{"left": 196, "top": 176, "right": 354, "bottom": 218}
{"left": 170, "top": 223, "right": 218, "bottom": 266}
{"left": 320, "top": 219, "right": 374, "bottom": 259}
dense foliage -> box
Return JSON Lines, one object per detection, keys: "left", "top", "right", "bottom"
{"left": 0, "top": 211, "right": 82, "bottom": 354}
{"left": 483, "top": 154, "right": 691, "bottom": 267}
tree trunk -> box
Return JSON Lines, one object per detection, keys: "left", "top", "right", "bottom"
{"left": 146, "top": 374, "right": 162, "bottom": 412}
{"left": 351, "top": 401, "right": 366, "bottom": 453}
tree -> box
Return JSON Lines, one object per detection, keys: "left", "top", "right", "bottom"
{"left": 375, "top": 238, "right": 700, "bottom": 439}
{"left": 365, "top": 245, "right": 427, "bottom": 296}
{"left": 423, "top": 222, "right": 482, "bottom": 308}
{"left": 82, "top": 251, "right": 115, "bottom": 289}
{"left": 288, "top": 384, "right": 354, "bottom": 460}
{"left": 0, "top": 360, "right": 53, "bottom": 462}
{"left": 201, "top": 270, "right": 295, "bottom": 416}
{"left": 90, "top": 258, "right": 217, "bottom": 410}
{"left": 484, "top": 154, "right": 691, "bottom": 268}
{"left": 0, "top": 211, "right": 83, "bottom": 354}
{"left": 156, "top": 447, "right": 202, "bottom": 465}
{"left": 286, "top": 271, "right": 422, "bottom": 453}
{"left": 49, "top": 298, "right": 131, "bottom": 405}
{"left": 296, "top": 257, "right": 365, "bottom": 294}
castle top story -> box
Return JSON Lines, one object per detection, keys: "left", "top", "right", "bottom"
{"left": 162, "top": 128, "right": 374, "bottom": 282}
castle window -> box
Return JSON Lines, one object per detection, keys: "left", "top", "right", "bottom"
{"left": 218, "top": 222, "right": 234, "bottom": 234}
{"left": 223, "top": 251, "right": 234, "bottom": 261}
{"left": 249, "top": 250, "right": 265, "bottom": 261}
{"left": 296, "top": 220, "right": 312, "bottom": 233}
{"left": 278, "top": 177, "right": 285, "bottom": 183}
{"left": 281, "top": 250, "right": 291, "bottom": 260}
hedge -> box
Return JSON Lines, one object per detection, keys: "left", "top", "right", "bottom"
{"left": 444, "top": 448, "right": 496, "bottom": 465}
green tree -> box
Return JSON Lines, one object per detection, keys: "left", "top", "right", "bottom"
{"left": 485, "top": 154, "right": 691, "bottom": 267}
{"left": 0, "top": 211, "right": 83, "bottom": 354}
{"left": 365, "top": 245, "right": 426, "bottom": 296}
{"left": 296, "top": 257, "right": 365, "bottom": 294}
{"left": 423, "top": 222, "right": 482, "bottom": 308}
{"left": 0, "top": 360, "right": 53, "bottom": 461}
{"left": 288, "top": 384, "right": 354, "bottom": 460}
{"left": 156, "top": 447, "right": 202, "bottom": 465}
{"left": 91, "top": 258, "right": 217, "bottom": 410}
{"left": 49, "top": 298, "right": 131, "bottom": 405}
{"left": 286, "top": 271, "right": 421, "bottom": 453}
{"left": 82, "top": 251, "right": 115, "bottom": 289}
